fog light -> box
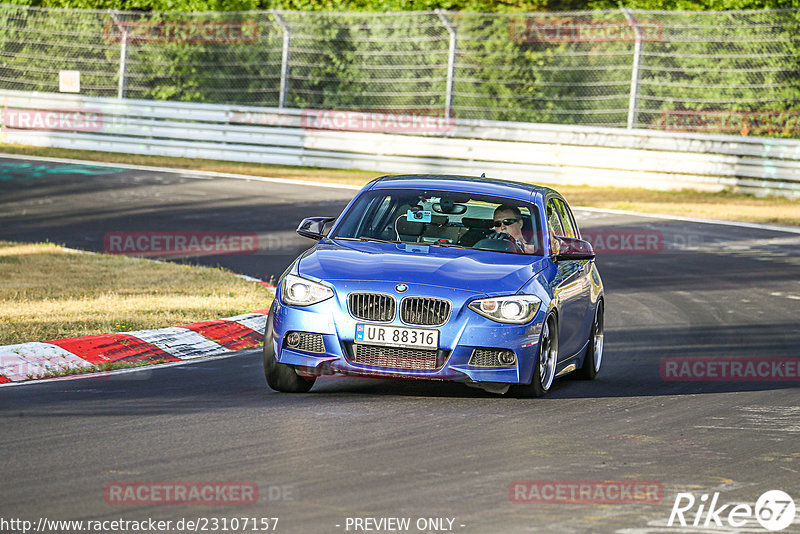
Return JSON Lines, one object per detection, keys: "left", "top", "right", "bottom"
{"left": 498, "top": 351, "right": 516, "bottom": 366}
{"left": 286, "top": 332, "right": 301, "bottom": 348}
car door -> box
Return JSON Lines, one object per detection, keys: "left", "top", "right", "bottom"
{"left": 547, "top": 197, "right": 593, "bottom": 360}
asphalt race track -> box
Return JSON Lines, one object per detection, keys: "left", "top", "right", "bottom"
{"left": 1, "top": 155, "right": 799, "bottom": 533}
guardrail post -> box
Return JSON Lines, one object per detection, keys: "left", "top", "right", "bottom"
{"left": 272, "top": 10, "right": 291, "bottom": 109}
{"left": 436, "top": 10, "right": 457, "bottom": 119}
{"left": 111, "top": 11, "right": 128, "bottom": 99}
{"left": 622, "top": 8, "right": 644, "bottom": 129}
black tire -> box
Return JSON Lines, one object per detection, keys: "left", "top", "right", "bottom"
{"left": 263, "top": 308, "right": 315, "bottom": 393}
{"left": 512, "top": 314, "right": 558, "bottom": 398}
{"left": 576, "top": 301, "right": 603, "bottom": 380}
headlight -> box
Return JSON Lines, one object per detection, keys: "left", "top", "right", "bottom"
{"left": 468, "top": 295, "right": 541, "bottom": 324}
{"left": 281, "top": 274, "right": 334, "bottom": 306}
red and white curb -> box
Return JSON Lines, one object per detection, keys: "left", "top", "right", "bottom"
{"left": 0, "top": 310, "right": 269, "bottom": 384}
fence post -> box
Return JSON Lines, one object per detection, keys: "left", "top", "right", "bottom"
{"left": 110, "top": 10, "right": 128, "bottom": 99}
{"left": 436, "top": 10, "right": 457, "bottom": 119}
{"left": 271, "top": 9, "right": 291, "bottom": 109}
{"left": 622, "top": 8, "right": 644, "bottom": 129}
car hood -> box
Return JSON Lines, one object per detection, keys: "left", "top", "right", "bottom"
{"left": 297, "top": 239, "right": 547, "bottom": 295}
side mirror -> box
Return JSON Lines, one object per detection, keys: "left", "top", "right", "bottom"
{"left": 297, "top": 217, "right": 336, "bottom": 240}
{"left": 552, "top": 235, "right": 595, "bottom": 261}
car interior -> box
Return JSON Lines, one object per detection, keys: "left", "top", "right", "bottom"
{"left": 391, "top": 198, "right": 538, "bottom": 253}
{"left": 333, "top": 190, "right": 542, "bottom": 255}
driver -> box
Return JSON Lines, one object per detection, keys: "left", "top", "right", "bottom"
{"left": 492, "top": 205, "right": 537, "bottom": 254}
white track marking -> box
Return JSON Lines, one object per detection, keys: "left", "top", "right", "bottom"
{"left": 0, "top": 349, "right": 260, "bottom": 388}
{"left": 0, "top": 342, "right": 93, "bottom": 381}
{"left": 220, "top": 313, "right": 268, "bottom": 334}
{"left": 3, "top": 151, "right": 798, "bottom": 233}
{"left": 122, "top": 327, "right": 230, "bottom": 360}
{"left": 574, "top": 206, "right": 800, "bottom": 235}
{"left": 4, "top": 151, "right": 799, "bottom": 233}
{"left": 0, "top": 152, "right": 362, "bottom": 191}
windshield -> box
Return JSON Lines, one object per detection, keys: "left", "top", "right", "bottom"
{"left": 330, "top": 189, "right": 543, "bottom": 255}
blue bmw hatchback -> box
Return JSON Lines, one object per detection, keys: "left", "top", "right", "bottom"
{"left": 264, "top": 175, "right": 604, "bottom": 396}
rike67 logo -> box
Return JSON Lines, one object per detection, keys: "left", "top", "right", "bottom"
{"left": 668, "top": 490, "right": 796, "bottom": 531}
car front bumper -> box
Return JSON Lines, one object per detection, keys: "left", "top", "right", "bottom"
{"left": 271, "top": 281, "right": 546, "bottom": 385}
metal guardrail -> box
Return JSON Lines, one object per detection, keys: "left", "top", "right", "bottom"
{"left": 1, "top": 90, "right": 799, "bottom": 197}
{"left": 3, "top": 5, "right": 800, "bottom": 135}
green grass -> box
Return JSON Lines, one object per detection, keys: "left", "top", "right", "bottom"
{"left": 0, "top": 241, "right": 274, "bottom": 346}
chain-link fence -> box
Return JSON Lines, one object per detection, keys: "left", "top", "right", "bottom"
{"left": 1, "top": 4, "right": 799, "bottom": 136}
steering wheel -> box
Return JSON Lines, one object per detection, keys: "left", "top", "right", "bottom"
{"left": 473, "top": 232, "right": 524, "bottom": 253}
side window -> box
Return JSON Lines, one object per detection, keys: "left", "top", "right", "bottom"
{"left": 553, "top": 198, "right": 577, "bottom": 239}
{"left": 546, "top": 199, "right": 564, "bottom": 237}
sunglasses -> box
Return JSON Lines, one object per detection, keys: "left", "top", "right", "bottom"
{"left": 492, "top": 218, "right": 520, "bottom": 228}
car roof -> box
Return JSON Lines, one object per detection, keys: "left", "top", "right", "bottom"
{"left": 367, "top": 174, "right": 560, "bottom": 204}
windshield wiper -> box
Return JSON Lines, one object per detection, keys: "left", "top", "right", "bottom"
{"left": 335, "top": 236, "right": 466, "bottom": 249}
{"left": 333, "top": 236, "right": 397, "bottom": 244}
{"left": 360, "top": 237, "right": 397, "bottom": 244}
{"left": 430, "top": 242, "right": 467, "bottom": 249}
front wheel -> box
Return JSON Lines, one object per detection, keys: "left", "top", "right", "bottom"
{"left": 263, "top": 308, "right": 315, "bottom": 393}
{"left": 512, "top": 315, "right": 558, "bottom": 398}
{"left": 576, "top": 301, "right": 603, "bottom": 380}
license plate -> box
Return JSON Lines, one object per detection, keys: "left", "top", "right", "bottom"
{"left": 354, "top": 324, "right": 438, "bottom": 350}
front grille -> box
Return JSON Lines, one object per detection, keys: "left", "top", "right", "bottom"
{"left": 348, "top": 292, "right": 396, "bottom": 322}
{"left": 400, "top": 297, "right": 451, "bottom": 326}
{"left": 284, "top": 332, "right": 325, "bottom": 354}
{"left": 352, "top": 344, "right": 440, "bottom": 370}
{"left": 468, "top": 348, "right": 517, "bottom": 367}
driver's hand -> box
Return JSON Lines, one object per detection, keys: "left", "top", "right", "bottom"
{"left": 489, "top": 232, "right": 524, "bottom": 253}
{"left": 489, "top": 231, "right": 510, "bottom": 240}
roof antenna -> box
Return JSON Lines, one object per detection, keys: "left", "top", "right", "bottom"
{"left": 480, "top": 172, "right": 486, "bottom": 177}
